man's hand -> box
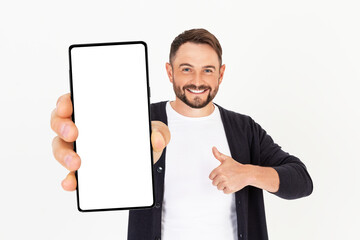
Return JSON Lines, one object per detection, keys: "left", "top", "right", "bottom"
{"left": 209, "top": 146, "right": 280, "bottom": 194}
{"left": 51, "top": 93, "right": 170, "bottom": 192}
{"left": 209, "top": 147, "right": 252, "bottom": 194}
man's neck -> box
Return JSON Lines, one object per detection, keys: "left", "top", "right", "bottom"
{"left": 169, "top": 99, "right": 215, "bottom": 118}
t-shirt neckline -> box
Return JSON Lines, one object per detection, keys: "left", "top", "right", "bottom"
{"left": 166, "top": 101, "right": 219, "bottom": 121}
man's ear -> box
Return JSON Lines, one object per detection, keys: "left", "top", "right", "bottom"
{"left": 218, "top": 64, "right": 226, "bottom": 85}
{"left": 165, "top": 62, "right": 174, "bottom": 83}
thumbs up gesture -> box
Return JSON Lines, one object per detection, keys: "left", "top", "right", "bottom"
{"left": 209, "top": 146, "right": 252, "bottom": 194}
{"left": 209, "top": 146, "right": 280, "bottom": 194}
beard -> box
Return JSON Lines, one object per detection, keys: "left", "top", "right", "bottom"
{"left": 172, "top": 79, "right": 219, "bottom": 109}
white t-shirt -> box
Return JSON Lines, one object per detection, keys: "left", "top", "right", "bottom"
{"left": 161, "top": 101, "right": 237, "bottom": 240}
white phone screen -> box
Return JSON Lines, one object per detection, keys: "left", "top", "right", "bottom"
{"left": 69, "top": 42, "right": 154, "bottom": 212}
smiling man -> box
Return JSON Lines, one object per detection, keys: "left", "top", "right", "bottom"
{"left": 128, "top": 29, "right": 313, "bottom": 240}
{"left": 51, "top": 28, "right": 313, "bottom": 240}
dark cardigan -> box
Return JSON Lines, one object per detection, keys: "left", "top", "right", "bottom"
{"left": 128, "top": 101, "right": 313, "bottom": 240}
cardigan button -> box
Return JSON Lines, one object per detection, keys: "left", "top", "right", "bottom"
{"left": 239, "top": 233, "right": 243, "bottom": 238}
{"left": 155, "top": 202, "right": 161, "bottom": 208}
{"left": 157, "top": 166, "right": 163, "bottom": 173}
{"left": 154, "top": 237, "right": 161, "bottom": 240}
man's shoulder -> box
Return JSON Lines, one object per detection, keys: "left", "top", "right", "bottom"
{"left": 214, "top": 103, "right": 254, "bottom": 127}
{"left": 150, "top": 101, "right": 168, "bottom": 122}
{"left": 150, "top": 101, "right": 168, "bottom": 115}
{"left": 150, "top": 101, "right": 168, "bottom": 108}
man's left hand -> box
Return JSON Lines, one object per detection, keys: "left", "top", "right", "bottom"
{"left": 209, "top": 146, "right": 253, "bottom": 194}
{"left": 209, "top": 146, "right": 280, "bottom": 194}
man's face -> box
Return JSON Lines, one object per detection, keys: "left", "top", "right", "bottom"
{"left": 166, "top": 42, "right": 225, "bottom": 109}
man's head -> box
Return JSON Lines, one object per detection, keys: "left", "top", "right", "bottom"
{"left": 166, "top": 28, "right": 225, "bottom": 109}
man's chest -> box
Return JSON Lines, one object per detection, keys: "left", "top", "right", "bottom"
{"left": 164, "top": 118, "right": 232, "bottom": 199}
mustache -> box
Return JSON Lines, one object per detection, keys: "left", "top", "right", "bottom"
{"left": 183, "top": 84, "right": 211, "bottom": 91}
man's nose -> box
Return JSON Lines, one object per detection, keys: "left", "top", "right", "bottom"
{"left": 192, "top": 72, "right": 203, "bottom": 86}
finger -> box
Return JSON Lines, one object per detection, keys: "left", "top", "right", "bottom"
{"left": 151, "top": 121, "right": 171, "bottom": 152}
{"left": 51, "top": 108, "right": 79, "bottom": 142}
{"left": 151, "top": 131, "right": 164, "bottom": 164}
{"left": 217, "top": 181, "right": 226, "bottom": 191}
{"left": 209, "top": 167, "right": 220, "bottom": 180}
{"left": 52, "top": 136, "right": 81, "bottom": 171}
{"left": 56, "top": 93, "right": 73, "bottom": 118}
{"left": 212, "top": 146, "right": 227, "bottom": 163}
{"left": 61, "top": 171, "right": 77, "bottom": 191}
{"left": 151, "top": 130, "right": 165, "bottom": 153}
{"left": 209, "top": 164, "right": 224, "bottom": 180}
{"left": 212, "top": 175, "right": 225, "bottom": 186}
{"left": 223, "top": 187, "right": 232, "bottom": 194}
{"left": 209, "top": 170, "right": 215, "bottom": 180}
{"left": 151, "top": 121, "right": 171, "bottom": 164}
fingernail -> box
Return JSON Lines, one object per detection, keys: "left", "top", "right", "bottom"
{"left": 64, "top": 155, "right": 72, "bottom": 168}
{"left": 60, "top": 124, "right": 70, "bottom": 138}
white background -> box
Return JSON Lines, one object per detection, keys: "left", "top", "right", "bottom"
{"left": 1, "top": 0, "right": 359, "bottom": 239}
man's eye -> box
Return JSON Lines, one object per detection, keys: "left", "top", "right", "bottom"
{"left": 183, "top": 68, "right": 190, "bottom": 72}
{"left": 204, "top": 69, "right": 213, "bottom": 73}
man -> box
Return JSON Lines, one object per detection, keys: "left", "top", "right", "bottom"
{"left": 51, "top": 29, "right": 313, "bottom": 240}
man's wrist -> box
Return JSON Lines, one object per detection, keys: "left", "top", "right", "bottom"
{"left": 243, "top": 165, "right": 280, "bottom": 193}
{"left": 244, "top": 164, "right": 258, "bottom": 188}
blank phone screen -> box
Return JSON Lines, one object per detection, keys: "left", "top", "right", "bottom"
{"left": 69, "top": 42, "right": 154, "bottom": 212}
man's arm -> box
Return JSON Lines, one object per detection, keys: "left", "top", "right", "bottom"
{"left": 209, "top": 119, "right": 313, "bottom": 198}
{"left": 247, "top": 165, "right": 279, "bottom": 193}
{"left": 254, "top": 120, "right": 313, "bottom": 199}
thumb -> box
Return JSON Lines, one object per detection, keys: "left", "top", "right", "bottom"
{"left": 212, "top": 146, "right": 227, "bottom": 163}
{"left": 151, "top": 130, "right": 165, "bottom": 165}
{"left": 151, "top": 130, "right": 166, "bottom": 152}
{"left": 151, "top": 121, "right": 171, "bottom": 152}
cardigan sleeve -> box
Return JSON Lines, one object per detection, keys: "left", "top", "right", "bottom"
{"left": 251, "top": 119, "right": 313, "bottom": 200}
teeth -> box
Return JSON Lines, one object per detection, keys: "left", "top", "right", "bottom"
{"left": 188, "top": 89, "right": 206, "bottom": 93}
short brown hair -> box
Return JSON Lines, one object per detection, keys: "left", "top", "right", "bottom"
{"left": 169, "top": 28, "right": 222, "bottom": 66}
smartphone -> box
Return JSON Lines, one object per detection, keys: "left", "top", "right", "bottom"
{"left": 69, "top": 41, "right": 154, "bottom": 212}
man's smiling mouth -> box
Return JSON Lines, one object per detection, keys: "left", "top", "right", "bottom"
{"left": 187, "top": 89, "right": 208, "bottom": 94}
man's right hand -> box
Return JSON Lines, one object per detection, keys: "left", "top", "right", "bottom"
{"left": 50, "top": 93, "right": 170, "bottom": 191}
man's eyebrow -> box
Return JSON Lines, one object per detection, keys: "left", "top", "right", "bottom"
{"left": 179, "top": 63, "right": 194, "bottom": 68}
{"left": 202, "top": 65, "right": 216, "bottom": 70}
{"left": 178, "top": 63, "right": 217, "bottom": 70}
